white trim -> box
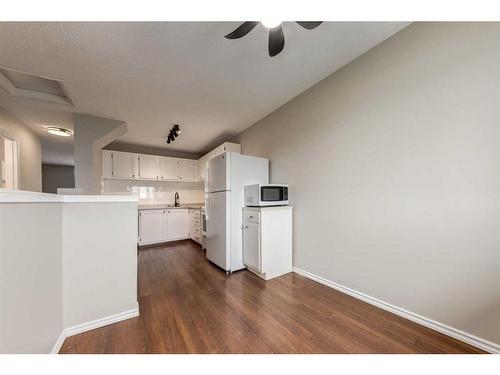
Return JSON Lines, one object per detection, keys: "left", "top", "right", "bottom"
{"left": 50, "top": 331, "right": 67, "bottom": 354}
{"left": 50, "top": 306, "right": 139, "bottom": 354}
{"left": 0, "top": 188, "right": 138, "bottom": 203}
{"left": 64, "top": 306, "right": 139, "bottom": 338}
{"left": 0, "top": 66, "right": 73, "bottom": 106}
{"left": 0, "top": 128, "right": 20, "bottom": 190}
{"left": 292, "top": 266, "right": 500, "bottom": 354}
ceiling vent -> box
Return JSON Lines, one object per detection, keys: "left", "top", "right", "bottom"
{"left": 0, "top": 66, "right": 73, "bottom": 106}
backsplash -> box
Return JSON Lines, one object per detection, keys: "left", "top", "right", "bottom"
{"left": 101, "top": 179, "right": 204, "bottom": 204}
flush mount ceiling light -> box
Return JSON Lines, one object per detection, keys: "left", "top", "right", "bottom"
{"left": 0, "top": 66, "right": 73, "bottom": 106}
{"left": 224, "top": 21, "right": 323, "bottom": 57}
{"left": 46, "top": 127, "right": 72, "bottom": 137}
{"left": 166, "top": 124, "right": 181, "bottom": 144}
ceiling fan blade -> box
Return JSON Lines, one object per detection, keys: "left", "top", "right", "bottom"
{"left": 224, "top": 21, "right": 259, "bottom": 39}
{"left": 268, "top": 25, "right": 285, "bottom": 57}
{"left": 295, "top": 21, "right": 323, "bottom": 30}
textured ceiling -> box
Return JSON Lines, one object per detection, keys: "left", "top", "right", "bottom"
{"left": 0, "top": 22, "right": 409, "bottom": 164}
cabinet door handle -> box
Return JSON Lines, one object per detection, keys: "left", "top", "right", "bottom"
{"left": 249, "top": 215, "right": 253, "bottom": 218}
{"left": 244, "top": 225, "right": 249, "bottom": 229}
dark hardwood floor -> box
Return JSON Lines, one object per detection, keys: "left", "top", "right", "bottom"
{"left": 59, "top": 241, "right": 484, "bottom": 354}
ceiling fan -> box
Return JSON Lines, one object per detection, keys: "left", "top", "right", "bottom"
{"left": 224, "top": 21, "right": 322, "bottom": 57}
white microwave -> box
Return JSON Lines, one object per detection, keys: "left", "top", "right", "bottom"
{"left": 244, "top": 184, "right": 289, "bottom": 206}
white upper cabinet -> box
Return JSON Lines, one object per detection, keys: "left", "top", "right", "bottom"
{"left": 178, "top": 159, "right": 197, "bottom": 182}
{"left": 160, "top": 157, "right": 179, "bottom": 180}
{"left": 102, "top": 150, "right": 113, "bottom": 178}
{"left": 196, "top": 142, "right": 241, "bottom": 181}
{"left": 138, "top": 154, "right": 160, "bottom": 180}
{"left": 160, "top": 158, "right": 196, "bottom": 181}
{"left": 214, "top": 142, "right": 241, "bottom": 156}
{"left": 111, "top": 151, "right": 139, "bottom": 179}
{"left": 197, "top": 155, "right": 207, "bottom": 181}
{"left": 102, "top": 142, "right": 239, "bottom": 182}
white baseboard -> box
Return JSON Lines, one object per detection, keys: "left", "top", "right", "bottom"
{"left": 50, "top": 331, "right": 67, "bottom": 354}
{"left": 50, "top": 304, "right": 139, "bottom": 354}
{"left": 292, "top": 267, "right": 500, "bottom": 354}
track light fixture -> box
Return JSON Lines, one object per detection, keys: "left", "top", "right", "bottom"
{"left": 166, "top": 124, "right": 181, "bottom": 144}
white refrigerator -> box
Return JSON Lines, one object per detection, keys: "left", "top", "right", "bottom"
{"left": 205, "top": 152, "right": 269, "bottom": 272}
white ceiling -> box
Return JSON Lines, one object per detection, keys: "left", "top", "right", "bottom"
{"left": 0, "top": 22, "right": 409, "bottom": 164}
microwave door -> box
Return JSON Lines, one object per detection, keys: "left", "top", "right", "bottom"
{"left": 261, "top": 186, "right": 282, "bottom": 202}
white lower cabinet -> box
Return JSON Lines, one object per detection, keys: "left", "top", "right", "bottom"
{"left": 242, "top": 206, "right": 293, "bottom": 280}
{"left": 167, "top": 209, "right": 189, "bottom": 240}
{"left": 138, "top": 208, "right": 190, "bottom": 245}
{"left": 243, "top": 222, "right": 260, "bottom": 270}
{"left": 138, "top": 209, "right": 167, "bottom": 245}
{"left": 189, "top": 208, "right": 202, "bottom": 244}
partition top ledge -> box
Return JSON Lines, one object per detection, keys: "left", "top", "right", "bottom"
{"left": 0, "top": 189, "right": 138, "bottom": 204}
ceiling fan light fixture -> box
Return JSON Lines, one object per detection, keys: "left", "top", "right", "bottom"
{"left": 261, "top": 20, "right": 282, "bottom": 29}
{"left": 225, "top": 21, "right": 322, "bottom": 57}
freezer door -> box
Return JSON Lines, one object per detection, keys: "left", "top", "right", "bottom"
{"left": 207, "top": 153, "right": 230, "bottom": 193}
{"left": 206, "top": 191, "right": 230, "bottom": 271}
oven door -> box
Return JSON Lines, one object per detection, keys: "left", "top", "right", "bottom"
{"left": 260, "top": 186, "right": 288, "bottom": 205}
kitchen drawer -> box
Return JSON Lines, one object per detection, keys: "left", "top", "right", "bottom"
{"left": 243, "top": 211, "right": 260, "bottom": 224}
{"left": 193, "top": 228, "right": 201, "bottom": 235}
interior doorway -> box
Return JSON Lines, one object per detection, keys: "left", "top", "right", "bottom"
{"left": 0, "top": 129, "right": 19, "bottom": 190}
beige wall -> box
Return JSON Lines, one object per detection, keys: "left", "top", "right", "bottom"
{"left": 62, "top": 202, "right": 138, "bottom": 328}
{"left": 233, "top": 23, "right": 500, "bottom": 347}
{"left": 73, "top": 113, "right": 126, "bottom": 193}
{"left": 0, "top": 106, "right": 42, "bottom": 191}
{"left": 0, "top": 202, "right": 63, "bottom": 353}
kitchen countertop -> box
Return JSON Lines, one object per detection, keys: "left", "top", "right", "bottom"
{"left": 137, "top": 202, "right": 204, "bottom": 210}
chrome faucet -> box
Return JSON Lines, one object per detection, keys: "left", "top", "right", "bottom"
{"left": 174, "top": 192, "right": 180, "bottom": 207}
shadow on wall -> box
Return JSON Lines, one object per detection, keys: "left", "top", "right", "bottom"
{"left": 42, "top": 164, "right": 75, "bottom": 194}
